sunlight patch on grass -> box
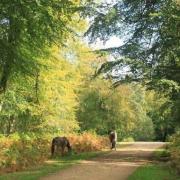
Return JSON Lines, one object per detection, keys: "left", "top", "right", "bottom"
{"left": 128, "top": 164, "right": 179, "bottom": 180}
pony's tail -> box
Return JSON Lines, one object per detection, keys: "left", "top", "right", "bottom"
{"left": 51, "top": 139, "right": 55, "bottom": 156}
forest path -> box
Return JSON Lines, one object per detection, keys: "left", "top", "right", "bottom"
{"left": 41, "top": 142, "right": 165, "bottom": 180}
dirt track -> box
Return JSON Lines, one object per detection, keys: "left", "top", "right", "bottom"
{"left": 41, "top": 142, "right": 165, "bottom": 180}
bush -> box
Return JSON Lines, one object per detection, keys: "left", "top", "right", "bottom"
{"left": 169, "top": 132, "right": 180, "bottom": 173}
{"left": 68, "top": 132, "right": 109, "bottom": 152}
{"left": 0, "top": 133, "right": 50, "bottom": 173}
{"left": 0, "top": 132, "right": 108, "bottom": 174}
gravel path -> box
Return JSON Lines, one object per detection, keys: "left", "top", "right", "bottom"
{"left": 41, "top": 142, "right": 165, "bottom": 180}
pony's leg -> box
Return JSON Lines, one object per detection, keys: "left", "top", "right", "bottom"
{"left": 109, "top": 141, "right": 112, "bottom": 149}
{"left": 112, "top": 140, "right": 116, "bottom": 150}
{"left": 61, "top": 147, "right": 64, "bottom": 156}
{"left": 57, "top": 146, "right": 61, "bottom": 156}
{"left": 111, "top": 142, "right": 113, "bottom": 150}
{"left": 51, "top": 140, "right": 55, "bottom": 157}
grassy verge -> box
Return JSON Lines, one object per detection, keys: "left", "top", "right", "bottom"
{"left": 0, "top": 151, "right": 105, "bottom": 180}
{"left": 128, "top": 147, "right": 179, "bottom": 180}
{"left": 128, "top": 164, "right": 178, "bottom": 180}
{"left": 153, "top": 148, "right": 170, "bottom": 161}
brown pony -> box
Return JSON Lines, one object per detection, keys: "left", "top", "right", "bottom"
{"left": 109, "top": 130, "right": 117, "bottom": 150}
{"left": 51, "top": 136, "right": 72, "bottom": 156}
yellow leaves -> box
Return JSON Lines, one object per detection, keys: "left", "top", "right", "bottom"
{"left": 0, "top": 135, "right": 50, "bottom": 172}
{"left": 37, "top": 35, "right": 98, "bottom": 133}
{"left": 71, "top": 0, "right": 81, "bottom": 4}
{"left": 175, "top": 0, "right": 180, "bottom": 6}
{"left": 39, "top": 44, "right": 84, "bottom": 131}
{"left": 0, "top": 132, "right": 107, "bottom": 172}
{"left": 68, "top": 132, "right": 108, "bottom": 152}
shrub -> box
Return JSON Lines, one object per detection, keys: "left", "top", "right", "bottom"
{"left": 0, "top": 133, "right": 50, "bottom": 173}
{"left": 169, "top": 132, "right": 180, "bottom": 173}
{"left": 68, "top": 132, "right": 109, "bottom": 152}
{"left": 0, "top": 132, "right": 108, "bottom": 174}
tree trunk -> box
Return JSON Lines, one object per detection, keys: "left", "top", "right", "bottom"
{"left": 0, "top": 16, "right": 18, "bottom": 93}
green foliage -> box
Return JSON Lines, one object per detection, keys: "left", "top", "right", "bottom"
{"left": 0, "top": 0, "right": 92, "bottom": 135}
{"left": 87, "top": 0, "right": 180, "bottom": 85}
{"left": 0, "top": 35, "right": 98, "bottom": 134}
{"left": 153, "top": 148, "right": 170, "bottom": 161}
{"left": 132, "top": 117, "right": 155, "bottom": 141}
{"left": 82, "top": 0, "right": 180, "bottom": 145}
{"left": 0, "top": 78, "right": 44, "bottom": 135}
{"left": 145, "top": 91, "right": 177, "bottom": 141}
{"left": 77, "top": 79, "right": 155, "bottom": 140}
{"left": 39, "top": 46, "right": 80, "bottom": 133}
{"left": 86, "top": 0, "right": 180, "bottom": 130}
{"left": 0, "top": 0, "right": 82, "bottom": 92}
{"left": 169, "top": 132, "right": 180, "bottom": 173}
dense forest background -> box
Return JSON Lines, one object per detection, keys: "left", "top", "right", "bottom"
{"left": 0, "top": 0, "right": 180, "bottom": 173}
{"left": 0, "top": 0, "right": 179, "bottom": 142}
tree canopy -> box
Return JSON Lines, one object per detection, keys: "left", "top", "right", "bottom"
{"left": 0, "top": 0, "right": 83, "bottom": 92}
{"left": 85, "top": 0, "right": 180, "bottom": 132}
{"left": 0, "top": 0, "right": 179, "bottom": 141}
{"left": 86, "top": 0, "right": 180, "bottom": 86}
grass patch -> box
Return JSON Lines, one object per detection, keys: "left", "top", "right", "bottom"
{"left": 128, "top": 164, "right": 179, "bottom": 180}
{"left": 153, "top": 148, "right": 168, "bottom": 156}
{"left": 129, "top": 146, "right": 179, "bottom": 180}
{"left": 153, "top": 148, "right": 170, "bottom": 161}
{"left": 0, "top": 151, "right": 105, "bottom": 180}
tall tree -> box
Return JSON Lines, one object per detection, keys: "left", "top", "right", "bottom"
{"left": 77, "top": 79, "right": 155, "bottom": 140}
{"left": 0, "top": 0, "right": 82, "bottom": 92}
{"left": 86, "top": 0, "right": 180, "bottom": 130}
{"left": 86, "top": 0, "right": 180, "bottom": 86}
